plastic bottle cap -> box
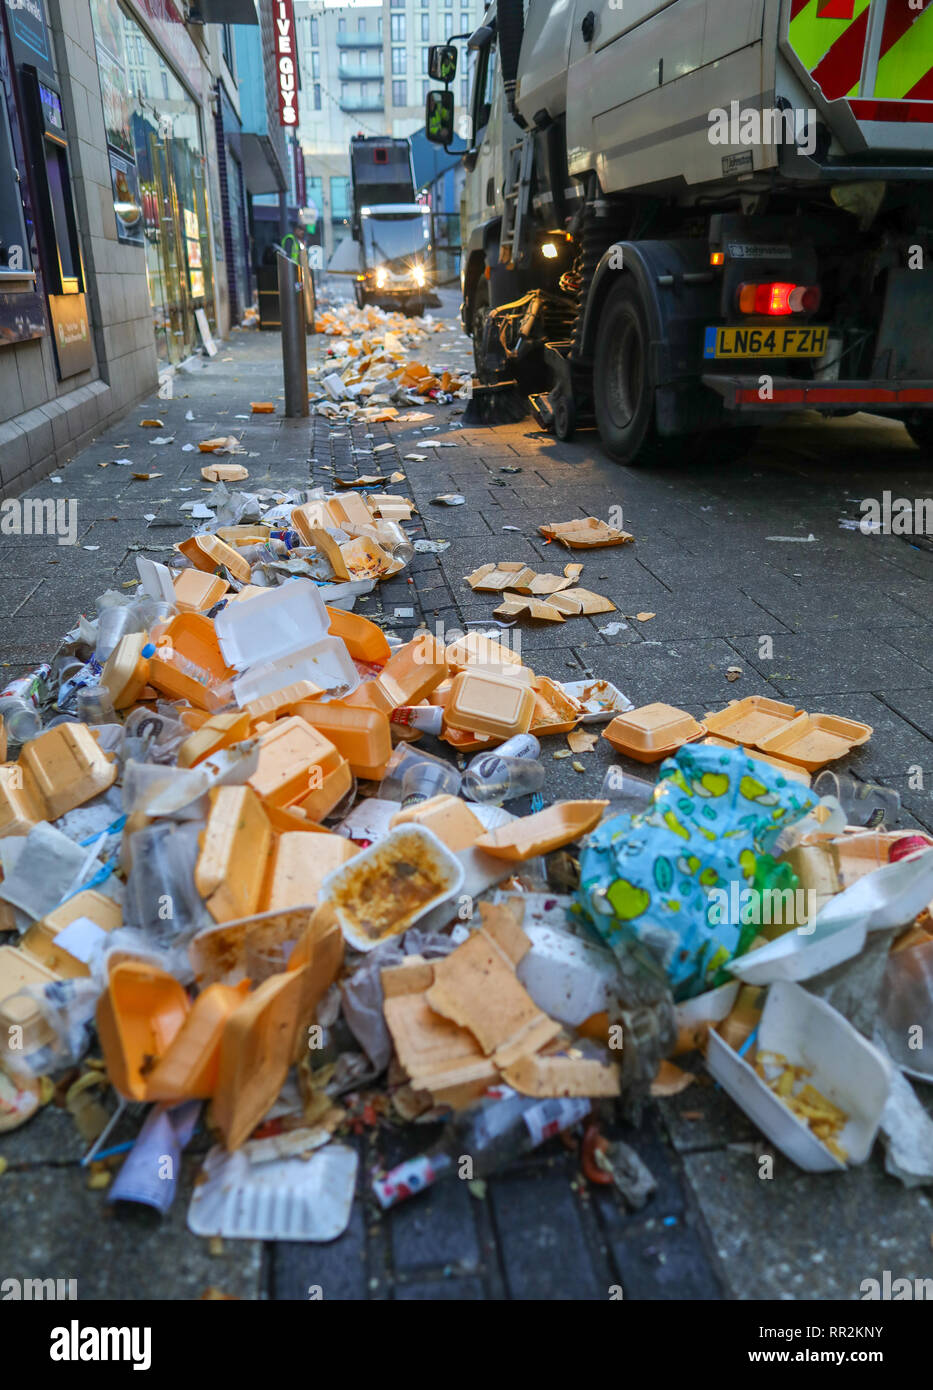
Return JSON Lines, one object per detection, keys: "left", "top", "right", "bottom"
{"left": 141, "top": 643, "right": 156, "bottom": 658}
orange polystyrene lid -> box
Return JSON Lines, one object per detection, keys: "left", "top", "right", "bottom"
{"left": 755, "top": 713, "right": 872, "bottom": 771}
{"left": 18, "top": 723, "right": 117, "bottom": 820}
{"left": 602, "top": 703, "right": 705, "bottom": 753}
{"left": 390, "top": 794, "right": 485, "bottom": 852}
{"left": 325, "top": 605, "right": 391, "bottom": 665}
{"left": 248, "top": 717, "right": 344, "bottom": 809}
{"left": 445, "top": 671, "right": 535, "bottom": 740}
{"left": 296, "top": 701, "right": 392, "bottom": 779}
{"left": 475, "top": 801, "right": 608, "bottom": 860}
{"left": 100, "top": 631, "right": 153, "bottom": 709}
{"left": 145, "top": 981, "right": 250, "bottom": 1103}
{"left": 173, "top": 568, "right": 230, "bottom": 613}
{"left": 96, "top": 961, "right": 190, "bottom": 1101}
{"left": 196, "top": 785, "right": 274, "bottom": 924}
{"left": 702, "top": 696, "right": 801, "bottom": 748}
{"left": 213, "top": 968, "right": 307, "bottom": 1150}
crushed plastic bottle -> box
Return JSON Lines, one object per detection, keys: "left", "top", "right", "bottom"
{"left": 373, "top": 1085, "right": 592, "bottom": 1208}
{"left": 123, "top": 820, "right": 208, "bottom": 947}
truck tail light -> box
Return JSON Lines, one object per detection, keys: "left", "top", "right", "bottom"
{"left": 737, "top": 282, "right": 821, "bottom": 316}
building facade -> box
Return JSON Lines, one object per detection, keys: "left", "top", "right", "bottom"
{"left": 381, "top": 0, "right": 476, "bottom": 140}
{"left": 294, "top": 0, "right": 480, "bottom": 267}
{"left": 294, "top": 0, "right": 382, "bottom": 264}
{"left": 0, "top": 0, "right": 256, "bottom": 497}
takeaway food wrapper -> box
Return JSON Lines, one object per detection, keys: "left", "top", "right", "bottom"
{"left": 577, "top": 744, "right": 818, "bottom": 1001}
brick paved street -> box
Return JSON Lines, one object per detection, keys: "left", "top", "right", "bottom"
{"left": 2, "top": 288, "right": 933, "bottom": 1300}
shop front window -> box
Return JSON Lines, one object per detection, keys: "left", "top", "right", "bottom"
{"left": 89, "top": 5, "right": 215, "bottom": 366}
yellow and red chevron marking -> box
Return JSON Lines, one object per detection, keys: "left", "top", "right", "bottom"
{"left": 875, "top": 0, "right": 933, "bottom": 99}
{"left": 788, "top": 0, "right": 933, "bottom": 116}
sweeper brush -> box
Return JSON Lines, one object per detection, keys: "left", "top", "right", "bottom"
{"left": 461, "top": 380, "right": 530, "bottom": 426}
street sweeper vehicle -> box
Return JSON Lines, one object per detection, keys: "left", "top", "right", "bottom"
{"left": 347, "top": 135, "right": 439, "bottom": 315}
{"left": 424, "top": 0, "right": 933, "bottom": 464}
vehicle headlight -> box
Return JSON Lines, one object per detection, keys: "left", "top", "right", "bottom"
{"left": 375, "top": 267, "right": 387, "bottom": 289}
{"left": 413, "top": 265, "right": 425, "bottom": 287}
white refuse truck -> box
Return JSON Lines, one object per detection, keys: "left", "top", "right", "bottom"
{"left": 346, "top": 135, "right": 439, "bottom": 315}
{"left": 424, "top": 0, "right": 933, "bottom": 463}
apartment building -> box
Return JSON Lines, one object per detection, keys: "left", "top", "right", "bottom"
{"left": 382, "top": 0, "right": 477, "bottom": 140}
{"left": 294, "top": 0, "right": 383, "bottom": 262}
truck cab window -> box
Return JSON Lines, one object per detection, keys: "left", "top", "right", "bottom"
{"left": 472, "top": 40, "right": 497, "bottom": 142}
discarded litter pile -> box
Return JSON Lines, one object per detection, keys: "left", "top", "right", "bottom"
{"left": 2, "top": 498, "right": 933, "bottom": 1241}
{"left": 310, "top": 302, "right": 472, "bottom": 423}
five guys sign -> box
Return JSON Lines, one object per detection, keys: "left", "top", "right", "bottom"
{"left": 274, "top": 0, "right": 298, "bottom": 127}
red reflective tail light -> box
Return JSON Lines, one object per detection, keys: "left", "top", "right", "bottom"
{"left": 736, "top": 282, "right": 821, "bottom": 316}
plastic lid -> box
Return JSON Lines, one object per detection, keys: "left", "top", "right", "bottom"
{"left": 215, "top": 578, "right": 329, "bottom": 671}
{"left": 605, "top": 703, "right": 702, "bottom": 752}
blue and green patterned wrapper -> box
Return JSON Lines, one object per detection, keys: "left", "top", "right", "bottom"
{"left": 577, "top": 744, "right": 818, "bottom": 1001}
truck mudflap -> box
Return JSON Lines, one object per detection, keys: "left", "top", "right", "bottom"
{"left": 703, "top": 374, "right": 933, "bottom": 410}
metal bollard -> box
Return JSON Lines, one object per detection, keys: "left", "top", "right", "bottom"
{"left": 277, "top": 250, "right": 308, "bottom": 418}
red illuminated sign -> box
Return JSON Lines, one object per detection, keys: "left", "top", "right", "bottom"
{"left": 274, "top": 0, "right": 298, "bottom": 127}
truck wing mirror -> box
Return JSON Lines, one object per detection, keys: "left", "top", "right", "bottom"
{"left": 467, "top": 25, "right": 494, "bottom": 50}
{"left": 427, "top": 45, "right": 457, "bottom": 83}
{"left": 425, "top": 89, "right": 455, "bottom": 146}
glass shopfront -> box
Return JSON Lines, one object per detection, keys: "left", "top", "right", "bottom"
{"left": 90, "top": 1, "right": 215, "bottom": 365}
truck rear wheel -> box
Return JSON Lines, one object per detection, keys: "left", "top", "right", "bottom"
{"left": 593, "top": 278, "right": 675, "bottom": 466}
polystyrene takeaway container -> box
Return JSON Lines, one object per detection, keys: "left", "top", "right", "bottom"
{"left": 232, "top": 638, "right": 359, "bottom": 706}
{"left": 707, "top": 980, "right": 891, "bottom": 1172}
{"left": 215, "top": 579, "right": 329, "bottom": 672}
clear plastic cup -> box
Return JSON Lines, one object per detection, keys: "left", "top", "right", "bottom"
{"left": 599, "top": 765, "right": 656, "bottom": 815}
{"left": 812, "top": 770, "right": 900, "bottom": 828}
{"left": 462, "top": 754, "right": 546, "bottom": 805}
{"left": 96, "top": 605, "right": 145, "bottom": 662}
{"left": 0, "top": 696, "right": 41, "bottom": 744}
{"left": 401, "top": 761, "right": 462, "bottom": 808}
{"left": 77, "top": 686, "right": 116, "bottom": 725}
{"left": 376, "top": 744, "right": 454, "bottom": 800}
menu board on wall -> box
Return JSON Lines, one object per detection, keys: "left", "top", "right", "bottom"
{"left": 2, "top": 0, "right": 56, "bottom": 87}
{"left": 90, "top": 0, "right": 144, "bottom": 245}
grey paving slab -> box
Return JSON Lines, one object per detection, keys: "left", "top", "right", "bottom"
{"left": 682, "top": 1149, "right": 933, "bottom": 1301}
{"left": 0, "top": 1164, "right": 263, "bottom": 1301}
{"left": 879, "top": 690, "right": 933, "bottom": 742}
{"left": 389, "top": 1171, "right": 482, "bottom": 1274}
{"left": 729, "top": 629, "right": 933, "bottom": 697}
{"left": 591, "top": 639, "right": 788, "bottom": 709}
{"left": 488, "top": 1167, "right": 607, "bottom": 1300}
